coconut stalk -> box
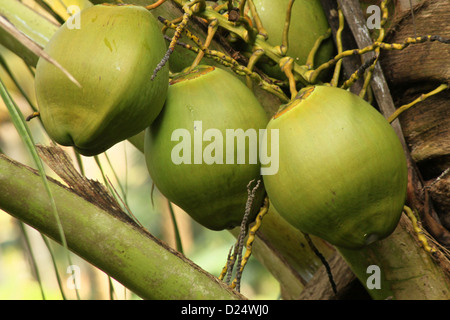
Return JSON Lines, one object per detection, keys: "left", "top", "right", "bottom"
{"left": 0, "top": 152, "right": 244, "bottom": 300}
{"left": 338, "top": 216, "right": 450, "bottom": 300}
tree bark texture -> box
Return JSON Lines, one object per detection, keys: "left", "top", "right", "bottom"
{"left": 380, "top": 0, "right": 450, "bottom": 230}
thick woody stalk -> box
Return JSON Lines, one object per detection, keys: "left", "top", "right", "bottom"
{"left": 338, "top": 215, "right": 450, "bottom": 300}
{"left": 0, "top": 154, "right": 244, "bottom": 300}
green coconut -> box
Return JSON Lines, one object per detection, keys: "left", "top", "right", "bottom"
{"left": 35, "top": 4, "right": 169, "bottom": 156}
{"left": 251, "top": 0, "right": 334, "bottom": 79}
{"left": 262, "top": 86, "right": 408, "bottom": 249}
{"left": 145, "top": 66, "right": 268, "bottom": 230}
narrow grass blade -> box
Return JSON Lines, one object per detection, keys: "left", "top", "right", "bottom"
{"left": 18, "top": 222, "right": 46, "bottom": 300}
{"left": 168, "top": 200, "right": 184, "bottom": 254}
{"left": 41, "top": 235, "right": 67, "bottom": 300}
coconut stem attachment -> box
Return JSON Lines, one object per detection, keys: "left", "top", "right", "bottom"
{"left": 307, "top": 28, "right": 332, "bottom": 71}
{"left": 244, "top": 48, "right": 264, "bottom": 89}
{"left": 145, "top": 0, "right": 167, "bottom": 10}
{"left": 238, "top": 0, "right": 247, "bottom": 14}
{"left": 280, "top": 57, "right": 297, "bottom": 99}
{"left": 246, "top": 0, "right": 267, "bottom": 38}
{"left": 152, "top": 0, "right": 204, "bottom": 80}
{"left": 189, "top": 19, "right": 218, "bottom": 70}
{"left": 231, "top": 196, "right": 269, "bottom": 292}
{"left": 272, "top": 0, "right": 295, "bottom": 56}
{"left": 159, "top": 18, "right": 289, "bottom": 102}
{"left": 310, "top": 34, "right": 450, "bottom": 85}
{"left": 404, "top": 205, "right": 437, "bottom": 254}
{"left": 340, "top": 55, "right": 378, "bottom": 90}
{"left": 330, "top": 6, "right": 344, "bottom": 87}
{"left": 25, "top": 111, "right": 40, "bottom": 121}
{"left": 219, "top": 180, "right": 268, "bottom": 292}
{"left": 359, "top": 0, "right": 389, "bottom": 98}
{"left": 387, "top": 83, "right": 448, "bottom": 123}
